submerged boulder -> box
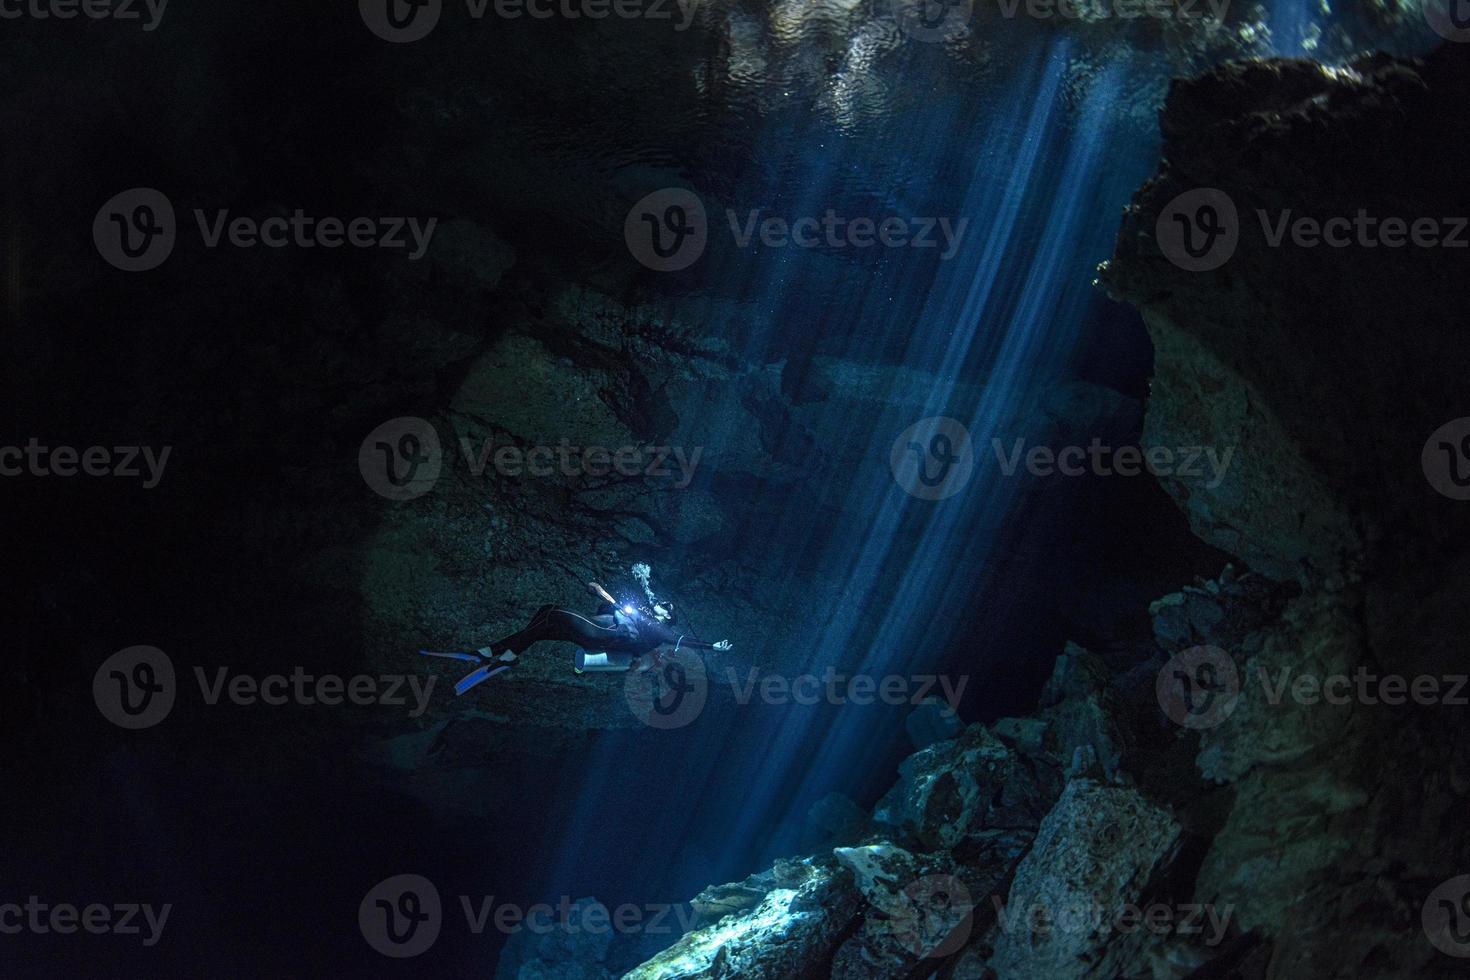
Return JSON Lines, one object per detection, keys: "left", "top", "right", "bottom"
{"left": 873, "top": 723, "right": 1062, "bottom": 851}
{"left": 988, "top": 780, "right": 1183, "bottom": 980}
{"left": 625, "top": 857, "right": 861, "bottom": 980}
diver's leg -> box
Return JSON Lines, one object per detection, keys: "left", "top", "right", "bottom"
{"left": 488, "top": 606, "right": 621, "bottom": 655}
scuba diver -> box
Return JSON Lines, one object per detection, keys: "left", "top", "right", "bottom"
{"left": 420, "top": 565, "right": 731, "bottom": 695}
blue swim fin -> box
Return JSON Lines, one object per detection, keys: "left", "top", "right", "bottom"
{"left": 454, "top": 663, "right": 512, "bottom": 695}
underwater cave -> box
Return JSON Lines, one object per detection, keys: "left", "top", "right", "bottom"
{"left": 4, "top": 0, "right": 1470, "bottom": 976}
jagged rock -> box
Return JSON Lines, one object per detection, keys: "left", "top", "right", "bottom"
{"left": 1194, "top": 590, "right": 1362, "bottom": 783}
{"left": 906, "top": 696, "right": 965, "bottom": 750}
{"left": 625, "top": 857, "right": 861, "bottom": 980}
{"left": 1148, "top": 565, "right": 1297, "bottom": 655}
{"left": 988, "top": 779, "right": 1183, "bottom": 980}
{"left": 1103, "top": 46, "right": 1470, "bottom": 592}
{"left": 830, "top": 844, "right": 972, "bottom": 976}
{"left": 1102, "top": 44, "right": 1470, "bottom": 979}
{"left": 993, "top": 717, "right": 1047, "bottom": 755}
{"left": 1039, "top": 643, "right": 1129, "bottom": 783}
{"left": 873, "top": 724, "right": 1062, "bottom": 851}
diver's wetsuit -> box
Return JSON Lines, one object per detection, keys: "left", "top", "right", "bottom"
{"left": 489, "top": 603, "right": 717, "bottom": 658}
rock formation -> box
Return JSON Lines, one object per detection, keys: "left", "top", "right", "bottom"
{"left": 620, "top": 41, "right": 1470, "bottom": 980}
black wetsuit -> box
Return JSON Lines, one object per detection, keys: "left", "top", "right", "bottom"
{"left": 489, "top": 603, "right": 716, "bottom": 658}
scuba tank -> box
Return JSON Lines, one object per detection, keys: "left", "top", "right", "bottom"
{"left": 574, "top": 648, "right": 638, "bottom": 673}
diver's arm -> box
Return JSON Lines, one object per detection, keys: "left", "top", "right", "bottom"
{"left": 669, "top": 635, "right": 731, "bottom": 651}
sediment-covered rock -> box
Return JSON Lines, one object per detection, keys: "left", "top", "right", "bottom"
{"left": 1102, "top": 42, "right": 1470, "bottom": 980}
{"left": 624, "top": 857, "right": 862, "bottom": 980}
{"left": 988, "top": 779, "right": 1182, "bottom": 980}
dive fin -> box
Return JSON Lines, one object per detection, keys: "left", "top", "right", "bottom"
{"left": 454, "top": 663, "right": 512, "bottom": 695}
